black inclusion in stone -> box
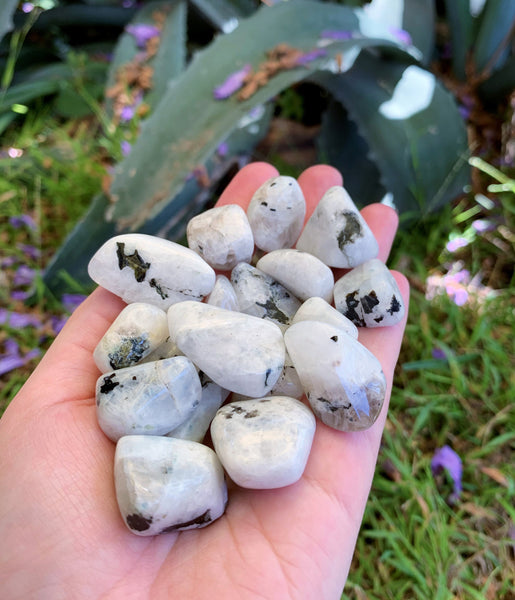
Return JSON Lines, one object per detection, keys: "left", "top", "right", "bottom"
{"left": 108, "top": 336, "right": 150, "bottom": 370}
{"left": 330, "top": 335, "right": 338, "bottom": 342}
{"left": 264, "top": 367, "right": 272, "bottom": 387}
{"left": 344, "top": 291, "right": 365, "bottom": 327}
{"left": 336, "top": 211, "right": 362, "bottom": 251}
{"left": 261, "top": 201, "right": 268, "bottom": 206}
{"left": 255, "top": 298, "right": 289, "bottom": 324}
{"left": 387, "top": 295, "right": 401, "bottom": 315}
{"left": 244, "top": 410, "right": 259, "bottom": 419}
{"left": 126, "top": 513, "right": 153, "bottom": 531}
{"left": 116, "top": 242, "right": 150, "bottom": 283}
{"left": 361, "top": 290, "right": 379, "bottom": 314}
{"left": 160, "top": 510, "right": 212, "bottom": 533}
{"left": 149, "top": 278, "right": 168, "bottom": 300}
{"left": 99, "top": 373, "right": 119, "bottom": 394}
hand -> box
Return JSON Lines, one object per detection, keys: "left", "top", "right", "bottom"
{"left": 0, "top": 163, "right": 409, "bottom": 599}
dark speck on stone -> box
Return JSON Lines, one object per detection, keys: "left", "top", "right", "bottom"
{"left": 269, "top": 208, "right": 276, "bottom": 212}
{"left": 100, "top": 373, "right": 119, "bottom": 394}
{"left": 261, "top": 201, "right": 268, "bottom": 206}
{"left": 159, "top": 509, "right": 212, "bottom": 533}
{"left": 149, "top": 278, "right": 168, "bottom": 300}
{"left": 126, "top": 513, "right": 153, "bottom": 531}
{"left": 374, "top": 316, "right": 384, "bottom": 323}
{"left": 337, "top": 211, "right": 362, "bottom": 251}
{"left": 116, "top": 242, "right": 150, "bottom": 283}
{"left": 270, "top": 182, "right": 277, "bottom": 187}
{"left": 387, "top": 295, "right": 401, "bottom": 315}
{"left": 264, "top": 368, "right": 273, "bottom": 386}
{"left": 344, "top": 291, "right": 365, "bottom": 327}
{"left": 132, "top": 376, "right": 137, "bottom": 381}
{"left": 244, "top": 409, "right": 259, "bottom": 418}
{"left": 330, "top": 335, "right": 338, "bottom": 342}
{"left": 255, "top": 298, "right": 289, "bottom": 324}
{"left": 361, "top": 291, "right": 379, "bottom": 314}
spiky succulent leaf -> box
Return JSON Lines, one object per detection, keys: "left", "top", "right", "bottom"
{"left": 473, "top": 0, "right": 515, "bottom": 75}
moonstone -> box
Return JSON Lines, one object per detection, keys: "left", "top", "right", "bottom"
{"left": 88, "top": 233, "right": 215, "bottom": 310}
{"left": 270, "top": 351, "right": 304, "bottom": 399}
{"left": 210, "top": 396, "right": 315, "bottom": 489}
{"left": 96, "top": 356, "right": 201, "bottom": 442}
{"left": 247, "top": 176, "right": 306, "bottom": 251}
{"left": 295, "top": 186, "right": 378, "bottom": 268}
{"left": 206, "top": 275, "right": 240, "bottom": 311}
{"left": 230, "top": 262, "right": 301, "bottom": 330}
{"left": 186, "top": 204, "right": 254, "bottom": 270}
{"left": 292, "top": 296, "right": 358, "bottom": 339}
{"left": 93, "top": 302, "right": 168, "bottom": 373}
{"left": 256, "top": 249, "right": 334, "bottom": 303}
{"left": 168, "top": 301, "right": 285, "bottom": 397}
{"left": 333, "top": 258, "right": 405, "bottom": 327}
{"left": 284, "top": 321, "right": 386, "bottom": 431}
{"left": 141, "top": 336, "right": 183, "bottom": 363}
{"left": 115, "top": 435, "right": 227, "bottom": 535}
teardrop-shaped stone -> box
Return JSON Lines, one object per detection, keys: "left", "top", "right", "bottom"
{"left": 284, "top": 321, "right": 386, "bottom": 431}
{"left": 292, "top": 296, "right": 358, "bottom": 339}
{"left": 206, "top": 275, "right": 240, "bottom": 311}
{"left": 168, "top": 301, "right": 285, "bottom": 397}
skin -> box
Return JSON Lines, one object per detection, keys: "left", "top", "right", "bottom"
{"left": 0, "top": 163, "right": 409, "bottom": 600}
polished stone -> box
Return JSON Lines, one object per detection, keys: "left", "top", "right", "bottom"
{"left": 333, "top": 258, "right": 405, "bottom": 327}
{"left": 115, "top": 435, "right": 227, "bottom": 535}
{"left": 270, "top": 350, "right": 304, "bottom": 399}
{"left": 93, "top": 302, "right": 168, "bottom": 373}
{"left": 295, "top": 186, "right": 378, "bottom": 268}
{"left": 206, "top": 275, "right": 240, "bottom": 311}
{"left": 96, "top": 356, "right": 201, "bottom": 442}
{"left": 256, "top": 249, "right": 334, "bottom": 303}
{"left": 292, "top": 296, "right": 358, "bottom": 339}
{"left": 88, "top": 233, "right": 215, "bottom": 309}
{"left": 284, "top": 321, "right": 386, "bottom": 431}
{"left": 186, "top": 204, "right": 254, "bottom": 270}
{"left": 168, "top": 301, "right": 285, "bottom": 397}
{"left": 210, "top": 396, "right": 315, "bottom": 489}
{"left": 247, "top": 176, "right": 306, "bottom": 252}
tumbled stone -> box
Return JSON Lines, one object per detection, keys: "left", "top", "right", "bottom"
{"left": 210, "top": 396, "right": 315, "bottom": 489}
{"left": 166, "top": 373, "right": 229, "bottom": 443}
{"left": 93, "top": 302, "right": 168, "bottom": 373}
{"left": 270, "top": 351, "right": 304, "bottom": 399}
{"left": 141, "top": 336, "right": 183, "bottom": 363}
{"left": 292, "top": 296, "right": 358, "bottom": 339}
{"left": 115, "top": 435, "right": 227, "bottom": 536}
{"left": 295, "top": 186, "right": 378, "bottom": 268}
{"left": 168, "top": 301, "right": 285, "bottom": 397}
{"left": 284, "top": 321, "right": 386, "bottom": 431}
{"left": 206, "top": 275, "right": 240, "bottom": 311}
{"left": 334, "top": 258, "right": 405, "bottom": 327}
{"left": 88, "top": 233, "right": 215, "bottom": 310}
{"left": 247, "top": 176, "right": 306, "bottom": 252}
{"left": 96, "top": 356, "right": 201, "bottom": 442}
{"left": 256, "top": 249, "right": 334, "bottom": 303}
{"left": 230, "top": 262, "right": 301, "bottom": 330}
{"left": 186, "top": 204, "right": 254, "bottom": 270}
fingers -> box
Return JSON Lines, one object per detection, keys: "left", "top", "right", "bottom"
{"left": 297, "top": 164, "right": 343, "bottom": 223}
{"left": 216, "top": 162, "right": 278, "bottom": 209}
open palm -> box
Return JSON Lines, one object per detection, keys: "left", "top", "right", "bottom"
{"left": 0, "top": 163, "right": 409, "bottom": 599}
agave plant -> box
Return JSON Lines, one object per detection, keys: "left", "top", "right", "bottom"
{"left": 2, "top": 0, "right": 511, "bottom": 294}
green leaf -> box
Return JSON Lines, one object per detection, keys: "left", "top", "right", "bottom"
{"left": 108, "top": 0, "right": 407, "bottom": 229}
{"left": 443, "top": 0, "right": 476, "bottom": 80}
{"left": 473, "top": 0, "right": 515, "bottom": 75}
{"left": 32, "top": 5, "right": 137, "bottom": 30}
{"left": 400, "top": 0, "right": 435, "bottom": 65}
{"left": 313, "top": 52, "right": 470, "bottom": 219}
{"left": 0, "top": 0, "right": 18, "bottom": 46}
{"left": 189, "top": 0, "right": 255, "bottom": 32}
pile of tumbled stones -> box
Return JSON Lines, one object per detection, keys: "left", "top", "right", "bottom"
{"left": 88, "top": 176, "right": 405, "bottom": 536}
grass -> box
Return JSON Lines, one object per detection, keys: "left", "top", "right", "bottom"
{"left": 1, "top": 97, "right": 514, "bottom": 600}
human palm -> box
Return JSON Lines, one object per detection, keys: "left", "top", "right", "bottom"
{"left": 0, "top": 163, "right": 408, "bottom": 599}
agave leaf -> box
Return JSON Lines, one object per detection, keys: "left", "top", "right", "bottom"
{"left": 443, "top": 0, "right": 475, "bottom": 80}
{"left": 313, "top": 52, "right": 470, "bottom": 220}
{"left": 109, "top": 0, "right": 407, "bottom": 229}
{"left": 32, "top": 5, "right": 137, "bottom": 30}
{"left": 473, "top": 0, "right": 515, "bottom": 75}
{"left": 0, "top": 0, "right": 18, "bottom": 46}
{"left": 189, "top": 0, "right": 255, "bottom": 32}
{"left": 478, "top": 55, "right": 515, "bottom": 101}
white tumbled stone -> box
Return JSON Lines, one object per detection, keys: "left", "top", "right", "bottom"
{"left": 115, "top": 435, "right": 227, "bottom": 535}
{"left": 141, "top": 336, "right": 183, "bottom": 363}
{"left": 186, "top": 204, "right": 254, "bottom": 270}
{"left": 206, "top": 275, "right": 240, "bottom": 311}
{"left": 284, "top": 321, "right": 386, "bottom": 431}
{"left": 247, "top": 176, "right": 306, "bottom": 252}
{"left": 211, "top": 396, "right": 315, "bottom": 489}
{"left": 93, "top": 302, "right": 168, "bottom": 372}
{"left": 295, "top": 186, "right": 378, "bottom": 268}
{"left": 292, "top": 296, "right": 358, "bottom": 339}
{"left": 230, "top": 262, "right": 301, "bottom": 330}
{"left": 270, "top": 350, "right": 304, "bottom": 399}
{"left": 333, "top": 258, "right": 405, "bottom": 327}
{"left": 88, "top": 233, "right": 215, "bottom": 309}
{"left": 96, "top": 356, "right": 201, "bottom": 442}
{"left": 168, "top": 301, "right": 285, "bottom": 397}
{"left": 256, "top": 249, "right": 334, "bottom": 303}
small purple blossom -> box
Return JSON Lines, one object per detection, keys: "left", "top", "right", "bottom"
{"left": 0, "top": 355, "right": 26, "bottom": 376}
{"left": 389, "top": 26, "right": 412, "bottom": 46}
{"left": 320, "top": 29, "right": 354, "bottom": 40}
{"left": 459, "top": 105, "right": 471, "bottom": 120}
{"left": 0, "top": 309, "right": 42, "bottom": 329}
{"left": 121, "top": 140, "right": 132, "bottom": 157}
{"left": 431, "top": 348, "right": 446, "bottom": 360}
{"left": 51, "top": 315, "right": 68, "bottom": 335}
{"left": 22, "top": 2, "right": 34, "bottom": 13}
{"left": 431, "top": 445, "right": 463, "bottom": 503}
{"left": 120, "top": 105, "right": 136, "bottom": 122}
{"left": 446, "top": 236, "right": 469, "bottom": 253}
{"left": 125, "top": 24, "right": 161, "bottom": 49}
{"left": 213, "top": 64, "right": 252, "bottom": 100}
{"left": 1, "top": 256, "right": 18, "bottom": 268}
{"left": 472, "top": 219, "right": 495, "bottom": 233}
{"left": 9, "top": 214, "right": 36, "bottom": 230}
{"left": 0, "top": 341, "right": 40, "bottom": 377}
{"left": 17, "top": 243, "right": 40, "bottom": 260}
{"left": 296, "top": 49, "right": 328, "bottom": 65}
{"left": 61, "top": 293, "right": 87, "bottom": 313}
{"left": 216, "top": 142, "right": 229, "bottom": 157}
{"left": 11, "top": 290, "right": 30, "bottom": 301}
{"left": 13, "top": 265, "right": 36, "bottom": 287}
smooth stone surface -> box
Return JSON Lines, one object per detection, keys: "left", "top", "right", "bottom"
{"left": 284, "top": 321, "right": 386, "bottom": 431}
{"left": 256, "top": 249, "right": 334, "bottom": 303}
{"left": 230, "top": 262, "right": 301, "bottom": 330}
{"left": 141, "top": 336, "right": 183, "bottom": 363}
{"left": 96, "top": 356, "right": 201, "bottom": 442}
{"left": 333, "top": 258, "right": 405, "bottom": 327}
{"left": 292, "top": 296, "right": 358, "bottom": 339}
{"left": 168, "top": 301, "right": 285, "bottom": 397}
{"left": 206, "top": 275, "right": 240, "bottom": 311}
{"left": 93, "top": 302, "right": 168, "bottom": 373}
{"left": 115, "top": 435, "right": 227, "bottom": 536}
{"left": 270, "top": 350, "right": 304, "bottom": 399}
{"left": 88, "top": 233, "right": 215, "bottom": 310}
{"left": 166, "top": 373, "right": 229, "bottom": 443}
{"left": 247, "top": 176, "right": 306, "bottom": 252}
{"left": 186, "top": 204, "right": 254, "bottom": 270}
{"left": 211, "top": 396, "right": 315, "bottom": 489}
{"left": 295, "top": 186, "right": 378, "bottom": 268}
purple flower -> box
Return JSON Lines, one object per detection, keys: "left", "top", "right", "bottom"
{"left": 451, "top": 288, "right": 469, "bottom": 306}
{"left": 0, "top": 309, "right": 42, "bottom": 329}
{"left": 0, "top": 341, "right": 40, "bottom": 377}
{"left": 51, "top": 315, "right": 68, "bottom": 335}
{"left": 121, "top": 140, "right": 132, "bottom": 157}
{"left": 13, "top": 265, "right": 36, "bottom": 287}
{"left": 446, "top": 236, "right": 469, "bottom": 253}
{"left": 296, "top": 49, "right": 328, "bottom": 65}
{"left": 320, "top": 29, "right": 354, "bottom": 40}
{"left": 389, "top": 26, "right": 412, "bottom": 46}
{"left": 120, "top": 105, "right": 136, "bottom": 123}
{"left": 1, "top": 256, "right": 18, "bottom": 268}
{"left": 125, "top": 24, "right": 160, "bottom": 49}
{"left": 9, "top": 214, "right": 36, "bottom": 230}
{"left": 17, "top": 243, "right": 40, "bottom": 260}
{"left": 216, "top": 142, "right": 229, "bottom": 157}
{"left": 213, "top": 64, "right": 252, "bottom": 100}
{"left": 472, "top": 219, "right": 495, "bottom": 233}
{"left": 432, "top": 348, "right": 446, "bottom": 360}
{"left": 459, "top": 105, "right": 471, "bottom": 120}
{"left": 61, "top": 293, "right": 87, "bottom": 313}
{"left": 431, "top": 445, "right": 463, "bottom": 503}
{"left": 11, "top": 290, "right": 30, "bottom": 301}
{"left": 0, "top": 355, "right": 26, "bottom": 376}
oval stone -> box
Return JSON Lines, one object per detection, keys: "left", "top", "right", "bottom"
{"left": 292, "top": 296, "right": 358, "bottom": 339}
{"left": 206, "top": 275, "right": 240, "bottom": 311}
